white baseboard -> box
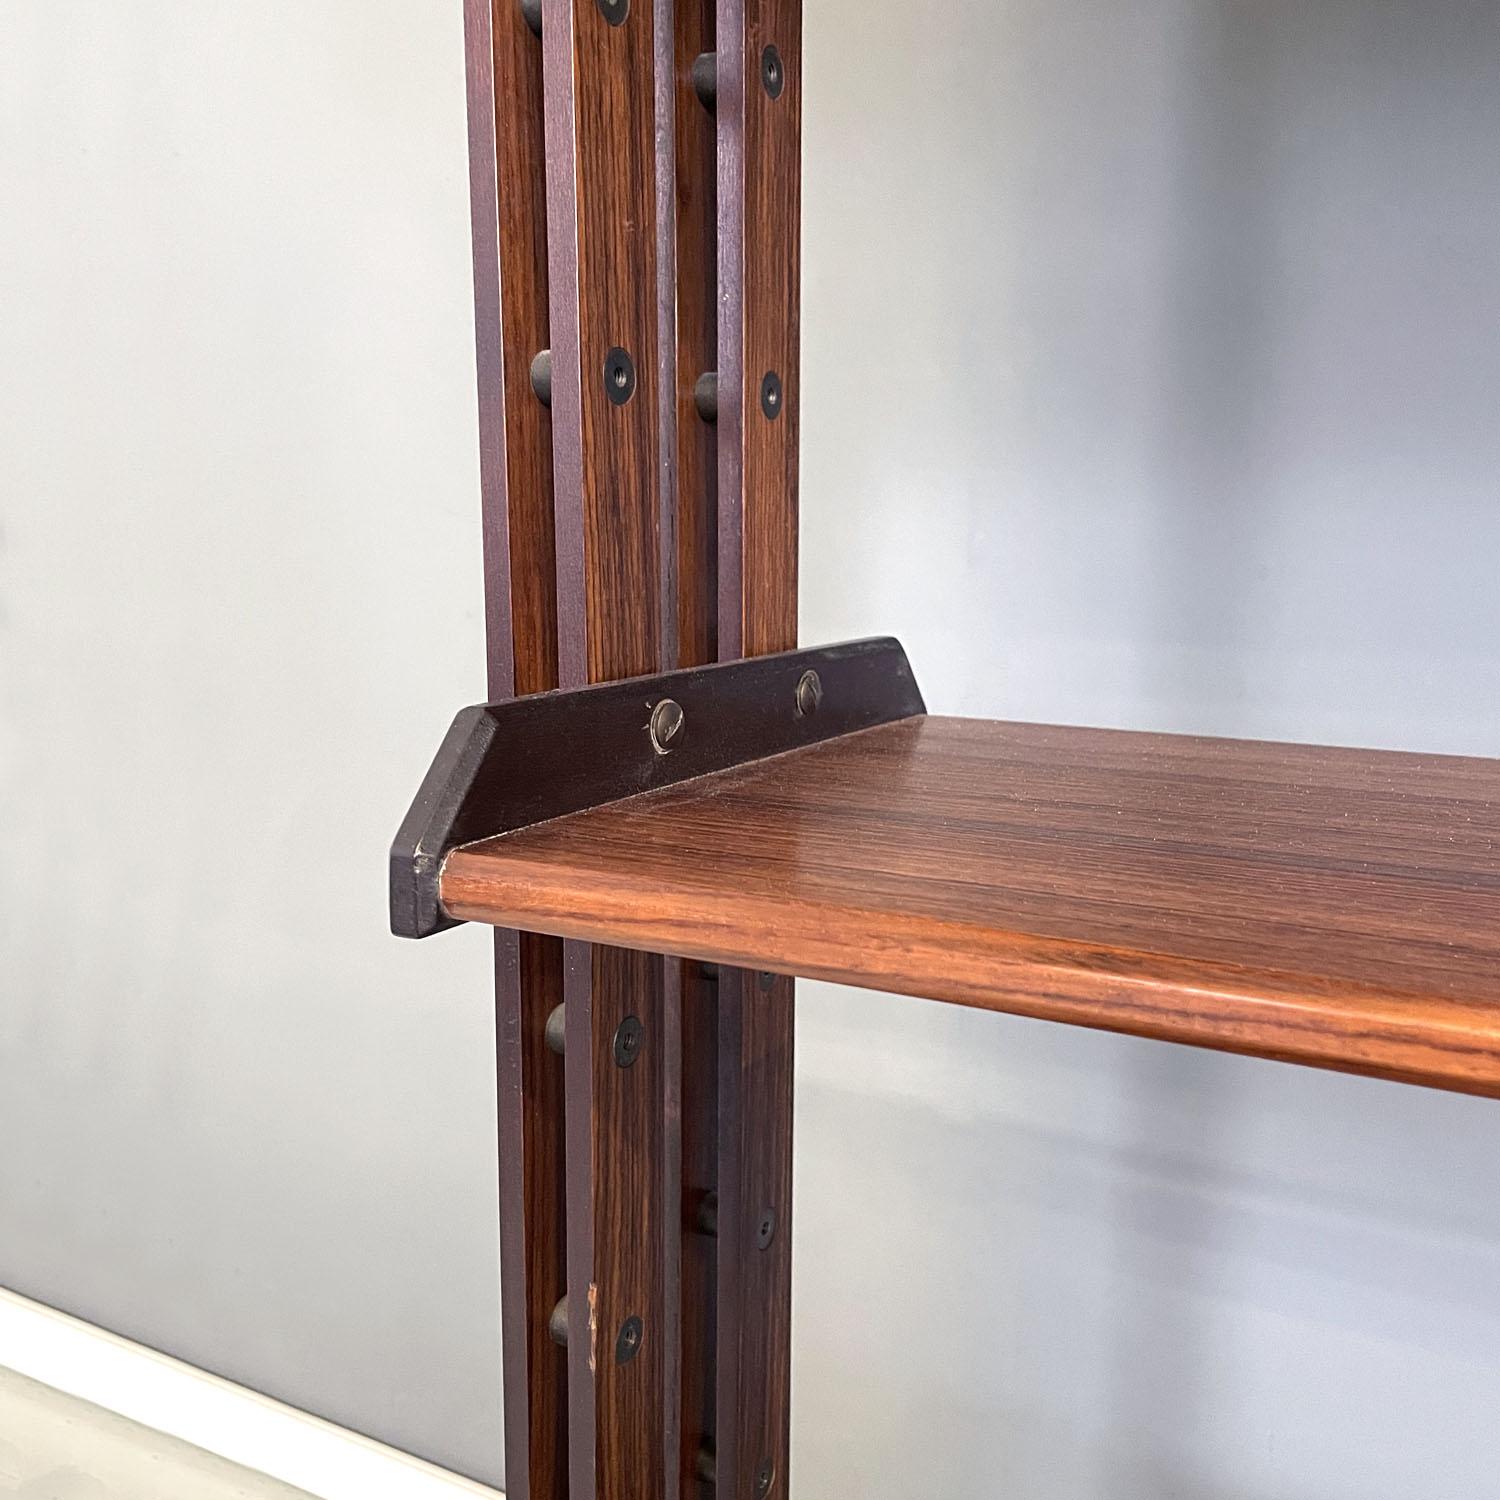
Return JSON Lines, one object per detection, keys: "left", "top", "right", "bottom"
{"left": 0, "top": 1287, "right": 503, "bottom": 1500}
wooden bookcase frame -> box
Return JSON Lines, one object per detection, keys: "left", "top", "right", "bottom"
{"left": 387, "top": 3, "right": 1500, "bottom": 1494}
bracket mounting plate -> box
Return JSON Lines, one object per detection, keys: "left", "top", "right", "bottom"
{"left": 389, "top": 637, "right": 925, "bottom": 938}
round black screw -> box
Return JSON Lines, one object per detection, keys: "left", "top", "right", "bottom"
{"left": 758, "top": 971, "right": 775, "bottom": 994}
{"left": 755, "top": 1458, "right": 776, "bottom": 1498}
{"left": 696, "top": 1190, "right": 720, "bottom": 1237}
{"left": 605, "top": 346, "right": 637, "bottom": 406}
{"left": 691, "top": 51, "right": 717, "bottom": 111}
{"left": 693, "top": 370, "right": 718, "bottom": 423}
{"left": 595, "top": 0, "right": 629, "bottom": 24}
{"left": 795, "top": 668, "right": 823, "bottom": 717}
{"left": 520, "top": 0, "right": 543, "bottom": 36}
{"left": 545, "top": 1003, "right": 566, "bottom": 1056}
{"left": 755, "top": 1207, "right": 777, "bottom": 1250}
{"left": 613, "top": 1015, "right": 644, "bottom": 1068}
{"left": 760, "top": 45, "right": 784, "bottom": 99}
{"left": 695, "top": 1444, "right": 718, "bottom": 1485}
{"left": 649, "top": 697, "right": 684, "bottom": 754}
{"left": 760, "top": 370, "right": 782, "bottom": 420}
{"left": 615, "top": 1315, "right": 644, "bottom": 1364}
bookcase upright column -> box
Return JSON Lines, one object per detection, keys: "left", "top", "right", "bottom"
{"left": 462, "top": 0, "right": 800, "bottom": 1492}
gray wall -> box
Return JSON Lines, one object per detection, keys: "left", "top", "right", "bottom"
{"left": 0, "top": 0, "right": 504, "bottom": 1479}
{"left": 3, "top": 1, "right": 1499, "bottom": 1495}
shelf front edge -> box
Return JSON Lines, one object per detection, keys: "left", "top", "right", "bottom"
{"left": 440, "top": 854, "right": 1500, "bottom": 1098}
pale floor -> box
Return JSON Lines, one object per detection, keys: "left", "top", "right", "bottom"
{"left": 0, "top": 1367, "right": 314, "bottom": 1500}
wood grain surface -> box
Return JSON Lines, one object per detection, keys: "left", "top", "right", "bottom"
{"left": 541, "top": 0, "right": 677, "bottom": 1492}
{"left": 443, "top": 716, "right": 1500, "bottom": 1097}
{"left": 462, "top": 1, "right": 566, "bottom": 1493}
{"left": 713, "top": 3, "right": 800, "bottom": 1493}
{"left": 667, "top": 1, "right": 722, "bottom": 1494}
{"left": 543, "top": 0, "right": 665, "bottom": 691}
{"left": 674, "top": 0, "right": 719, "bottom": 673}
{"left": 717, "top": 0, "right": 800, "bottom": 659}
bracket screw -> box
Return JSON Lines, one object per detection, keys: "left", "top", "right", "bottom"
{"left": 649, "top": 698, "right": 684, "bottom": 754}
{"left": 595, "top": 0, "right": 629, "bottom": 25}
{"left": 795, "top": 669, "right": 822, "bottom": 717}
{"left": 613, "top": 1015, "right": 644, "bottom": 1068}
{"left": 615, "top": 1315, "right": 644, "bottom": 1364}
{"left": 756, "top": 1207, "right": 777, "bottom": 1250}
{"left": 758, "top": 971, "right": 775, "bottom": 993}
{"left": 755, "top": 1458, "right": 776, "bottom": 1497}
{"left": 760, "top": 370, "right": 782, "bottom": 420}
{"left": 760, "top": 44, "right": 784, "bottom": 99}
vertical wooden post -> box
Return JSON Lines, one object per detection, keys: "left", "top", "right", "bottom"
{"left": 463, "top": 1, "right": 567, "bottom": 1497}
{"left": 464, "top": 0, "right": 799, "bottom": 1491}
{"left": 715, "top": 3, "right": 801, "bottom": 1499}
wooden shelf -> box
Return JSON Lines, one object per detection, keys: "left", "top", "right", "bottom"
{"left": 441, "top": 715, "right": 1500, "bottom": 1097}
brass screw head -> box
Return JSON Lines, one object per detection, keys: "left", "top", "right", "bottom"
{"left": 649, "top": 698, "right": 684, "bottom": 754}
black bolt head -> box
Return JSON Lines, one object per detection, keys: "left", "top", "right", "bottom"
{"left": 615, "top": 1315, "right": 644, "bottom": 1364}
{"left": 613, "top": 1015, "right": 644, "bottom": 1067}
{"left": 605, "top": 346, "right": 637, "bottom": 405}
{"left": 761, "top": 45, "right": 784, "bottom": 98}
{"left": 756, "top": 1207, "right": 777, "bottom": 1250}
{"left": 760, "top": 370, "right": 782, "bottom": 420}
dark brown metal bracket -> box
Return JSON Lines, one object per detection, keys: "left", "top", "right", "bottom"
{"left": 390, "top": 636, "right": 924, "bottom": 940}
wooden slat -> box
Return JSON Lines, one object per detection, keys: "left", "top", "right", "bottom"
{"left": 442, "top": 716, "right": 1500, "bottom": 1099}
{"left": 713, "top": 2, "right": 800, "bottom": 1494}
{"left": 543, "top": 0, "right": 665, "bottom": 691}
{"left": 462, "top": 1, "right": 565, "bottom": 1495}
{"left": 717, "top": 0, "right": 800, "bottom": 660}
{"left": 674, "top": 0, "right": 719, "bottom": 672}
{"left": 540, "top": 0, "right": 677, "bottom": 1492}
{"left": 667, "top": 0, "right": 722, "bottom": 1494}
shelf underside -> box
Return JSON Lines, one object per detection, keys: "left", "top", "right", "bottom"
{"left": 441, "top": 715, "right": 1500, "bottom": 1097}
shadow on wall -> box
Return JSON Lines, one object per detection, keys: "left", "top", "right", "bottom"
{"left": 792, "top": 987, "right": 1500, "bottom": 1500}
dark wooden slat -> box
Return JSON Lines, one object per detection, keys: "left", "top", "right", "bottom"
{"left": 494, "top": 927, "right": 567, "bottom": 1500}
{"left": 713, "top": 2, "right": 800, "bottom": 1493}
{"left": 712, "top": 965, "right": 793, "bottom": 1500}
{"left": 717, "top": 0, "right": 800, "bottom": 660}
{"left": 468, "top": 0, "right": 559, "bottom": 701}
{"left": 463, "top": 0, "right": 565, "bottom": 1494}
{"left": 541, "top": 0, "right": 677, "bottom": 1491}
{"left": 444, "top": 716, "right": 1500, "bottom": 1097}
{"left": 674, "top": 0, "right": 719, "bottom": 672}
{"left": 543, "top": 0, "right": 665, "bottom": 690}
{"left": 669, "top": 0, "right": 721, "bottom": 1490}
